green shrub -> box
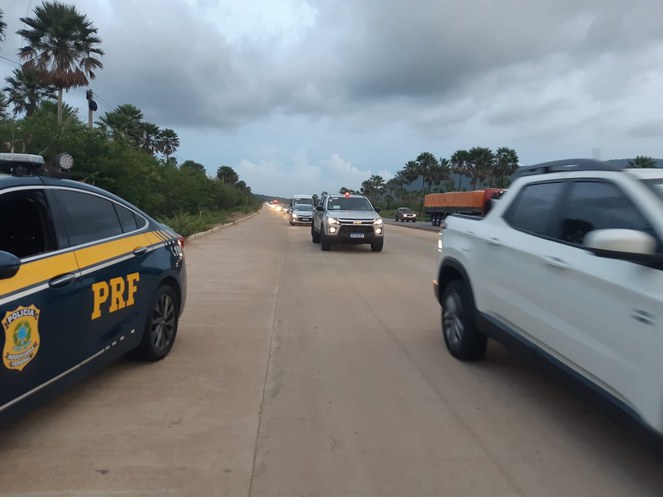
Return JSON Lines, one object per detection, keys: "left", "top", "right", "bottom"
{"left": 158, "top": 210, "right": 227, "bottom": 237}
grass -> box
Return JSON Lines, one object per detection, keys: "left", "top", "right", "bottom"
{"left": 158, "top": 207, "right": 258, "bottom": 237}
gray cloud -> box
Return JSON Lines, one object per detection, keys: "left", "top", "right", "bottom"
{"left": 2, "top": 0, "right": 663, "bottom": 196}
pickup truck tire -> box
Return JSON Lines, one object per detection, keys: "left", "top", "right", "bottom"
{"left": 441, "top": 279, "right": 486, "bottom": 361}
{"left": 371, "top": 239, "right": 384, "bottom": 252}
{"left": 320, "top": 230, "right": 332, "bottom": 251}
{"left": 311, "top": 224, "right": 320, "bottom": 243}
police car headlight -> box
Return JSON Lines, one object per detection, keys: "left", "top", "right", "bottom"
{"left": 373, "top": 218, "right": 383, "bottom": 225}
{"left": 328, "top": 217, "right": 340, "bottom": 225}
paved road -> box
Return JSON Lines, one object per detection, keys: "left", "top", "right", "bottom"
{"left": 1, "top": 207, "right": 662, "bottom": 496}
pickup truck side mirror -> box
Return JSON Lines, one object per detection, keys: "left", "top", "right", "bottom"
{"left": 584, "top": 229, "right": 663, "bottom": 269}
{"left": 316, "top": 205, "right": 324, "bottom": 212}
{"left": 374, "top": 207, "right": 382, "bottom": 213}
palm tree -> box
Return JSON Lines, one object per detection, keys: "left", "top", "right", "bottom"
{"left": 494, "top": 147, "right": 519, "bottom": 187}
{"left": 360, "top": 175, "right": 385, "bottom": 204}
{"left": 467, "top": 147, "right": 494, "bottom": 189}
{"left": 4, "top": 67, "right": 57, "bottom": 117}
{"left": 0, "top": 9, "right": 7, "bottom": 42}
{"left": 627, "top": 156, "right": 658, "bottom": 168}
{"left": 157, "top": 128, "right": 179, "bottom": 162}
{"left": 98, "top": 104, "right": 144, "bottom": 144}
{"left": 140, "top": 122, "right": 161, "bottom": 154}
{"left": 18, "top": 1, "right": 104, "bottom": 125}
{"left": 450, "top": 150, "right": 470, "bottom": 190}
{"left": 216, "top": 165, "right": 239, "bottom": 185}
{"left": 36, "top": 99, "right": 76, "bottom": 121}
{"left": 180, "top": 160, "right": 207, "bottom": 176}
{"left": 0, "top": 94, "right": 8, "bottom": 118}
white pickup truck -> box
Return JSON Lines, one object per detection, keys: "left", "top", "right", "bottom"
{"left": 433, "top": 158, "right": 663, "bottom": 435}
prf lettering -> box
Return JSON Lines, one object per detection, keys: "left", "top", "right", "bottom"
{"left": 91, "top": 273, "right": 140, "bottom": 320}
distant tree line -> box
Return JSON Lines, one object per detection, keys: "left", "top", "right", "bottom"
{"left": 341, "top": 147, "right": 519, "bottom": 212}
{"left": 347, "top": 150, "right": 661, "bottom": 213}
{"left": 0, "top": 3, "right": 258, "bottom": 225}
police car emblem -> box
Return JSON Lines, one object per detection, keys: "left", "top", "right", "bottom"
{"left": 3, "top": 305, "right": 41, "bottom": 371}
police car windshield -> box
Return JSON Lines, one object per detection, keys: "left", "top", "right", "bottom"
{"left": 328, "top": 197, "right": 373, "bottom": 211}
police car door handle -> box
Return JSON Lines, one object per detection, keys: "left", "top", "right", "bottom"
{"left": 133, "top": 246, "right": 148, "bottom": 256}
{"left": 49, "top": 273, "right": 77, "bottom": 288}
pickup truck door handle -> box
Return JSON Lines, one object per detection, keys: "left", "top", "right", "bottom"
{"left": 49, "top": 273, "right": 77, "bottom": 288}
{"left": 544, "top": 256, "right": 568, "bottom": 269}
{"left": 133, "top": 246, "right": 148, "bottom": 256}
{"left": 486, "top": 237, "right": 502, "bottom": 246}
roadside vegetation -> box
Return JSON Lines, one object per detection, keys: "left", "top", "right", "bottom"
{"left": 0, "top": 3, "right": 259, "bottom": 237}
{"left": 348, "top": 149, "right": 660, "bottom": 216}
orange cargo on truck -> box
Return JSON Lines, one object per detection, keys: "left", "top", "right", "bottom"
{"left": 424, "top": 189, "right": 505, "bottom": 226}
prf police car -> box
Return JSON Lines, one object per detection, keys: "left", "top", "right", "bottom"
{"left": 0, "top": 153, "right": 186, "bottom": 417}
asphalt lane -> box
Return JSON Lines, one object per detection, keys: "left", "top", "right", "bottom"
{"left": 1, "top": 207, "right": 662, "bottom": 496}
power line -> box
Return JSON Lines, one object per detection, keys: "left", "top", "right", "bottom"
{"left": 90, "top": 91, "right": 115, "bottom": 113}
{"left": 0, "top": 54, "right": 20, "bottom": 68}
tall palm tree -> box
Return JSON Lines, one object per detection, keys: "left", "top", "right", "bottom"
{"left": 466, "top": 147, "right": 494, "bottom": 189}
{"left": 157, "top": 128, "right": 180, "bottom": 162}
{"left": 0, "top": 9, "right": 7, "bottom": 42}
{"left": 140, "top": 122, "right": 162, "bottom": 154}
{"left": 4, "top": 67, "right": 57, "bottom": 117}
{"left": 18, "top": 1, "right": 104, "bottom": 125}
{"left": 494, "top": 147, "right": 519, "bottom": 187}
{"left": 450, "top": 150, "right": 470, "bottom": 190}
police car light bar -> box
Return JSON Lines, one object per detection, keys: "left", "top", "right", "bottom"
{"left": 0, "top": 153, "right": 45, "bottom": 167}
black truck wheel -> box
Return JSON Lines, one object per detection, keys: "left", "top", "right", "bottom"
{"left": 441, "top": 279, "right": 486, "bottom": 361}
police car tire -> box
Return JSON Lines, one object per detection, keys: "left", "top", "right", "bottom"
{"left": 133, "top": 284, "right": 179, "bottom": 362}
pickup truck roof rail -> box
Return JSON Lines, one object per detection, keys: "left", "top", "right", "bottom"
{"left": 512, "top": 158, "right": 624, "bottom": 180}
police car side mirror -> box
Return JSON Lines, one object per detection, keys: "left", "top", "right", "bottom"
{"left": 0, "top": 251, "right": 21, "bottom": 280}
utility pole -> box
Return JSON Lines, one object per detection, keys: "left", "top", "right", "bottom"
{"left": 86, "top": 89, "right": 98, "bottom": 129}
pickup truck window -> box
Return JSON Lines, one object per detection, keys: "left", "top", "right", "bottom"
{"left": 558, "top": 181, "right": 655, "bottom": 246}
{"left": 504, "top": 181, "right": 564, "bottom": 236}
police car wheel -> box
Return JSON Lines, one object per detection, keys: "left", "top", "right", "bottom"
{"left": 134, "top": 285, "right": 179, "bottom": 361}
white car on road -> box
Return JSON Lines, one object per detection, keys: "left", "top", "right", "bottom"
{"left": 434, "top": 159, "right": 663, "bottom": 435}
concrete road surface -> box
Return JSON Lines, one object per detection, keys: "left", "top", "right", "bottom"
{"left": 1, "top": 207, "right": 662, "bottom": 496}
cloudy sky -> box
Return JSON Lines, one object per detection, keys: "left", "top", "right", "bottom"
{"left": 2, "top": 0, "right": 663, "bottom": 197}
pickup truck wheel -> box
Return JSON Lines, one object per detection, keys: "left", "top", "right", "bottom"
{"left": 371, "top": 239, "right": 384, "bottom": 252}
{"left": 320, "top": 231, "right": 332, "bottom": 251}
{"left": 441, "top": 280, "right": 486, "bottom": 361}
{"left": 311, "top": 223, "right": 320, "bottom": 243}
